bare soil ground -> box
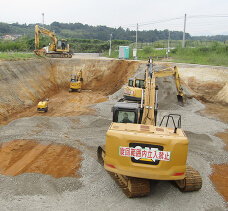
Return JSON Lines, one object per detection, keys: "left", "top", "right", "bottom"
{"left": 0, "top": 90, "right": 107, "bottom": 126}
{"left": 0, "top": 139, "right": 82, "bottom": 178}
{"left": 0, "top": 59, "right": 227, "bottom": 210}
{"left": 202, "top": 105, "right": 228, "bottom": 204}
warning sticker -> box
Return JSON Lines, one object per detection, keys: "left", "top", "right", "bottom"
{"left": 119, "top": 146, "right": 171, "bottom": 162}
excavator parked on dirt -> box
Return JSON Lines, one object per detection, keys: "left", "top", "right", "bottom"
{"left": 34, "top": 25, "right": 72, "bottom": 58}
{"left": 69, "top": 70, "right": 83, "bottom": 92}
{"left": 98, "top": 58, "right": 202, "bottom": 198}
{"left": 37, "top": 98, "right": 49, "bottom": 113}
{"left": 123, "top": 65, "right": 185, "bottom": 103}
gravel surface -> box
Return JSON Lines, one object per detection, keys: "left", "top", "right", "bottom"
{"left": 0, "top": 63, "right": 227, "bottom": 211}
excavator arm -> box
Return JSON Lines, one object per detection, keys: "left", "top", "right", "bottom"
{"left": 35, "top": 25, "right": 57, "bottom": 52}
{"left": 154, "top": 66, "right": 185, "bottom": 102}
{"left": 141, "top": 58, "right": 156, "bottom": 125}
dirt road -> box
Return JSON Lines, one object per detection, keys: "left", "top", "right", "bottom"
{"left": 0, "top": 59, "right": 227, "bottom": 210}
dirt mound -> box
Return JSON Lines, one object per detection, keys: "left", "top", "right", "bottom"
{"left": 0, "top": 139, "right": 82, "bottom": 178}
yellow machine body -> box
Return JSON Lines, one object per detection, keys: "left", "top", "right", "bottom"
{"left": 123, "top": 66, "right": 185, "bottom": 102}
{"left": 98, "top": 59, "right": 202, "bottom": 197}
{"left": 37, "top": 101, "right": 48, "bottom": 112}
{"left": 34, "top": 25, "right": 72, "bottom": 58}
{"left": 104, "top": 123, "right": 188, "bottom": 181}
{"left": 70, "top": 80, "right": 81, "bottom": 90}
{"left": 69, "top": 70, "right": 83, "bottom": 92}
{"left": 123, "top": 78, "right": 145, "bottom": 101}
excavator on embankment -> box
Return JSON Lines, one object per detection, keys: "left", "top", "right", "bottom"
{"left": 123, "top": 65, "right": 185, "bottom": 103}
{"left": 97, "top": 58, "right": 202, "bottom": 198}
{"left": 34, "top": 25, "right": 72, "bottom": 58}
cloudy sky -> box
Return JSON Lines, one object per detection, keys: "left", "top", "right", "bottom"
{"left": 1, "top": 0, "right": 228, "bottom": 36}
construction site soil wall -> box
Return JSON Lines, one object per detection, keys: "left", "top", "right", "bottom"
{"left": 0, "top": 58, "right": 142, "bottom": 122}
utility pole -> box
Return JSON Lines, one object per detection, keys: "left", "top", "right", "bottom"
{"left": 135, "top": 23, "right": 138, "bottom": 60}
{"left": 182, "top": 14, "right": 186, "bottom": 48}
{"left": 109, "top": 33, "right": 112, "bottom": 56}
{"left": 42, "top": 13, "right": 44, "bottom": 27}
{"left": 167, "top": 31, "right": 170, "bottom": 59}
{"left": 133, "top": 23, "right": 138, "bottom": 60}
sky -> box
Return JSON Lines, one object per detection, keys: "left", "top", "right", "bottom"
{"left": 1, "top": 0, "right": 228, "bottom": 36}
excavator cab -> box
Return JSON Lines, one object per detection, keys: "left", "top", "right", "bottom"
{"left": 112, "top": 102, "right": 139, "bottom": 123}
{"left": 123, "top": 78, "right": 145, "bottom": 101}
{"left": 70, "top": 74, "right": 78, "bottom": 82}
{"left": 57, "top": 39, "right": 68, "bottom": 51}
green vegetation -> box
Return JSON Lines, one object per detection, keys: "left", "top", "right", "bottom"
{"left": 0, "top": 20, "right": 228, "bottom": 66}
{"left": 0, "top": 52, "right": 37, "bottom": 60}
{"left": 104, "top": 41, "right": 228, "bottom": 67}
{"left": 170, "top": 42, "right": 228, "bottom": 66}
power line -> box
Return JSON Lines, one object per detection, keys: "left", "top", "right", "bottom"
{"left": 113, "top": 16, "right": 184, "bottom": 29}
{"left": 113, "top": 14, "right": 228, "bottom": 36}
{"left": 188, "top": 14, "right": 228, "bottom": 19}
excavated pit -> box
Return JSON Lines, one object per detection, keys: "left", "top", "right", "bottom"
{"left": 0, "top": 57, "right": 144, "bottom": 179}
{"left": 0, "top": 57, "right": 227, "bottom": 208}
{"left": 0, "top": 58, "right": 143, "bottom": 125}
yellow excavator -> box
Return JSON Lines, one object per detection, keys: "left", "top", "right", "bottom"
{"left": 69, "top": 70, "right": 83, "bottom": 92}
{"left": 98, "top": 58, "right": 202, "bottom": 198}
{"left": 123, "top": 64, "right": 185, "bottom": 103}
{"left": 34, "top": 25, "right": 72, "bottom": 58}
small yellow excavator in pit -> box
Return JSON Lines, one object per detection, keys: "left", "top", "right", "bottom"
{"left": 98, "top": 59, "right": 202, "bottom": 198}
{"left": 37, "top": 98, "right": 49, "bottom": 113}
{"left": 34, "top": 25, "right": 72, "bottom": 58}
{"left": 69, "top": 70, "right": 83, "bottom": 92}
{"left": 123, "top": 65, "right": 185, "bottom": 103}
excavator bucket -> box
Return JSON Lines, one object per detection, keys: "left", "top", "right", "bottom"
{"left": 177, "top": 94, "right": 186, "bottom": 104}
{"left": 177, "top": 94, "right": 184, "bottom": 103}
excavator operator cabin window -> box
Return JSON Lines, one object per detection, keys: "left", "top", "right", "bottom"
{"left": 117, "top": 111, "right": 135, "bottom": 123}
{"left": 135, "top": 79, "right": 144, "bottom": 88}
{"left": 128, "top": 79, "right": 133, "bottom": 87}
{"left": 57, "top": 40, "right": 62, "bottom": 49}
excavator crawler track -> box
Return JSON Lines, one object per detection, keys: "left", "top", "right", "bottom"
{"left": 175, "top": 164, "right": 202, "bottom": 192}
{"left": 107, "top": 172, "right": 150, "bottom": 198}
{"left": 97, "top": 146, "right": 150, "bottom": 198}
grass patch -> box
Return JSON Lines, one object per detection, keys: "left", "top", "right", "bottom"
{"left": 169, "top": 45, "right": 228, "bottom": 66}
{"left": 0, "top": 52, "right": 38, "bottom": 61}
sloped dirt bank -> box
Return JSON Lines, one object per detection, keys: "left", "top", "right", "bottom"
{"left": 0, "top": 58, "right": 143, "bottom": 125}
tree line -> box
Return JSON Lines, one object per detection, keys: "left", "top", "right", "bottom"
{"left": 1, "top": 21, "right": 228, "bottom": 42}
{"left": 1, "top": 21, "right": 228, "bottom": 53}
